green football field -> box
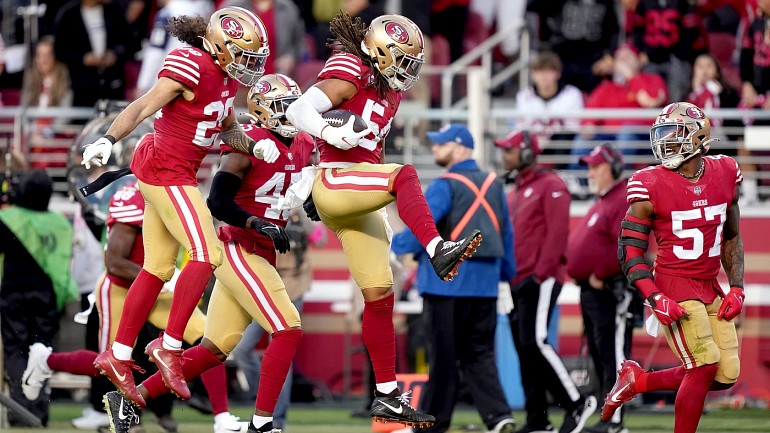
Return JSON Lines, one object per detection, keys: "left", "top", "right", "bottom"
{"left": 3, "top": 403, "right": 769, "bottom": 433}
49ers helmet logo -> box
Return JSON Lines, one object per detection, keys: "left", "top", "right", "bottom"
{"left": 255, "top": 80, "right": 271, "bottom": 94}
{"left": 686, "top": 106, "right": 705, "bottom": 119}
{"left": 221, "top": 17, "right": 244, "bottom": 39}
{"left": 385, "top": 22, "right": 408, "bottom": 43}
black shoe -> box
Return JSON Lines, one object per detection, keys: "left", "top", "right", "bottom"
{"left": 430, "top": 229, "right": 483, "bottom": 281}
{"left": 247, "top": 421, "right": 281, "bottom": 432}
{"left": 560, "top": 396, "right": 597, "bottom": 433}
{"left": 583, "top": 420, "right": 628, "bottom": 433}
{"left": 103, "top": 391, "right": 140, "bottom": 433}
{"left": 370, "top": 389, "right": 435, "bottom": 428}
{"left": 515, "top": 424, "right": 554, "bottom": 433}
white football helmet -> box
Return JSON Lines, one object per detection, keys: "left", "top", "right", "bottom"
{"left": 650, "top": 102, "right": 718, "bottom": 169}
{"left": 202, "top": 7, "right": 270, "bottom": 86}
{"left": 246, "top": 74, "right": 302, "bottom": 138}
{"left": 361, "top": 14, "right": 425, "bottom": 91}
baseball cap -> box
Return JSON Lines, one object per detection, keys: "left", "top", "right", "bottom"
{"left": 427, "top": 123, "right": 474, "bottom": 149}
{"left": 580, "top": 144, "right": 623, "bottom": 166}
{"left": 494, "top": 130, "right": 540, "bottom": 155}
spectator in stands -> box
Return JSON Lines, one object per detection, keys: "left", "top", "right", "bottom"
{"left": 625, "top": 0, "right": 708, "bottom": 102}
{"left": 514, "top": 51, "right": 584, "bottom": 158}
{"left": 52, "top": 0, "right": 132, "bottom": 107}
{"left": 574, "top": 44, "right": 667, "bottom": 161}
{"left": 231, "top": 208, "right": 326, "bottom": 430}
{"left": 391, "top": 124, "right": 516, "bottom": 433}
{"left": 566, "top": 144, "right": 635, "bottom": 433}
{"left": 0, "top": 170, "right": 79, "bottom": 426}
{"left": 495, "top": 130, "right": 597, "bottom": 433}
{"left": 224, "top": 0, "right": 305, "bottom": 76}
{"left": 529, "top": 0, "right": 620, "bottom": 93}
{"left": 431, "top": 0, "right": 469, "bottom": 62}
{"left": 470, "top": 0, "right": 526, "bottom": 59}
{"left": 134, "top": 0, "right": 214, "bottom": 97}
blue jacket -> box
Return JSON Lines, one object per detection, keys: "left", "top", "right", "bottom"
{"left": 391, "top": 159, "right": 516, "bottom": 297}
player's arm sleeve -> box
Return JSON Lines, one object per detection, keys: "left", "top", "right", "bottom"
{"left": 500, "top": 187, "right": 516, "bottom": 282}
{"left": 207, "top": 171, "right": 256, "bottom": 229}
{"left": 317, "top": 53, "right": 363, "bottom": 88}
{"left": 618, "top": 188, "right": 658, "bottom": 299}
{"left": 533, "top": 179, "right": 570, "bottom": 280}
{"left": 285, "top": 86, "right": 334, "bottom": 140}
{"left": 158, "top": 49, "right": 202, "bottom": 89}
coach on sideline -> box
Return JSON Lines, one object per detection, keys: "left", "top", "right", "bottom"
{"left": 567, "top": 144, "right": 634, "bottom": 433}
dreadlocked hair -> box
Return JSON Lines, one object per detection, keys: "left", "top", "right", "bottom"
{"left": 167, "top": 15, "right": 207, "bottom": 49}
{"left": 329, "top": 11, "right": 393, "bottom": 103}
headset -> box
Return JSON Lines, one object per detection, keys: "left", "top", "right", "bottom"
{"left": 598, "top": 143, "right": 624, "bottom": 179}
{"left": 520, "top": 131, "right": 535, "bottom": 166}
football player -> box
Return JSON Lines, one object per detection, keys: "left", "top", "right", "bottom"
{"left": 285, "top": 12, "right": 482, "bottom": 427}
{"left": 81, "top": 8, "right": 282, "bottom": 406}
{"left": 604, "top": 102, "right": 744, "bottom": 433}
{"left": 103, "top": 74, "right": 314, "bottom": 433}
{"left": 21, "top": 179, "right": 246, "bottom": 433}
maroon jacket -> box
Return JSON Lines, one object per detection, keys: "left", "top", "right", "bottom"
{"left": 507, "top": 166, "right": 570, "bottom": 286}
{"left": 566, "top": 180, "right": 628, "bottom": 282}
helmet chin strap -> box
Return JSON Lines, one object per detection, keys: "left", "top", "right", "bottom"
{"left": 662, "top": 146, "right": 702, "bottom": 169}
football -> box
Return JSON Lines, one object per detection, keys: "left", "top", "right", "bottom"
{"left": 322, "top": 110, "right": 368, "bottom": 133}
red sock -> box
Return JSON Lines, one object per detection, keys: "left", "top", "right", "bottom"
{"left": 200, "top": 364, "right": 228, "bottom": 415}
{"left": 391, "top": 165, "right": 441, "bottom": 249}
{"left": 674, "top": 364, "right": 718, "bottom": 433}
{"left": 165, "top": 262, "right": 214, "bottom": 341}
{"left": 142, "top": 345, "right": 222, "bottom": 399}
{"left": 362, "top": 293, "right": 396, "bottom": 385}
{"left": 115, "top": 270, "right": 165, "bottom": 347}
{"left": 256, "top": 329, "right": 303, "bottom": 413}
{"left": 637, "top": 365, "right": 686, "bottom": 393}
{"left": 47, "top": 350, "right": 99, "bottom": 377}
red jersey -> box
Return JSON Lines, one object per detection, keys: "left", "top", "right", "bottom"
{"left": 316, "top": 52, "right": 402, "bottom": 165}
{"left": 627, "top": 155, "right": 742, "bottom": 302}
{"left": 105, "top": 180, "right": 145, "bottom": 287}
{"left": 218, "top": 126, "right": 314, "bottom": 265}
{"left": 131, "top": 47, "right": 239, "bottom": 186}
{"left": 584, "top": 73, "right": 668, "bottom": 127}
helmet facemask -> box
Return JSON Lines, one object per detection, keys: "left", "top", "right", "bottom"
{"left": 368, "top": 42, "right": 423, "bottom": 91}
{"left": 246, "top": 74, "right": 302, "bottom": 138}
{"left": 224, "top": 42, "right": 269, "bottom": 86}
{"left": 650, "top": 121, "right": 716, "bottom": 169}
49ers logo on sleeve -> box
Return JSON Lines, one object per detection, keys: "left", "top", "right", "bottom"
{"left": 221, "top": 17, "right": 244, "bottom": 39}
{"left": 385, "top": 22, "right": 409, "bottom": 43}
{"left": 255, "top": 80, "right": 271, "bottom": 94}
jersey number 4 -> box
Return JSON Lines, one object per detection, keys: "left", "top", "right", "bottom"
{"left": 671, "top": 203, "right": 727, "bottom": 260}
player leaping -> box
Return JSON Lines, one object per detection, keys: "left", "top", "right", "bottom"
{"left": 285, "top": 12, "right": 481, "bottom": 428}
{"left": 605, "top": 102, "right": 744, "bottom": 433}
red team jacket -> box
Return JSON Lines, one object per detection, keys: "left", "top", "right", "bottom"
{"left": 104, "top": 181, "right": 145, "bottom": 288}
{"left": 315, "top": 52, "right": 401, "bottom": 165}
{"left": 218, "top": 126, "right": 314, "bottom": 266}
{"left": 627, "top": 155, "right": 743, "bottom": 303}
{"left": 132, "top": 47, "right": 239, "bottom": 186}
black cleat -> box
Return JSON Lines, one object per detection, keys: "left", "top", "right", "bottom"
{"left": 430, "top": 229, "right": 483, "bottom": 281}
{"left": 370, "top": 389, "right": 435, "bottom": 428}
{"left": 247, "top": 421, "right": 282, "bottom": 432}
{"left": 103, "top": 391, "right": 140, "bottom": 433}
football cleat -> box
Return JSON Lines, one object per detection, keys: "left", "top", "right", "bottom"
{"left": 430, "top": 229, "right": 483, "bottom": 281}
{"left": 560, "top": 395, "right": 597, "bottom": 433}
{"left": 94, "top": 350, "right": 146, "bottom": 407}
{"left": 21, "top": 342, "right": 53, "bottom": 400}
{"left": 72, "top": 407, "right": 110, "bottom": 429}
{"left": 246, "top": 421, "right": 282, "bottom": 432}
{"left": 145, "top": 337, "right": 190, "bottom": 400}
{"left": 489, "top": 418, "right": 517, "bottom": 433}
{"left": 103, "top": 391, "right": 140, "bottom": 433}
{"left": 215, "top": 413, "right": 250, "bottom": 433}
{"left": 370, "top": 389, "right": 435, "bottom": 428}
{"left": 601, "top": 360, "right": 644, "bottom": 421}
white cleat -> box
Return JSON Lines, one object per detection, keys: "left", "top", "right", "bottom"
{"left": 72, "top": 407, "right": 110, "bottom": 429}
{"left": 21, "top": 342, "right": 53, "bottom": 400}
{"left": 214, "top": 413, "right": 250, "bottom": 433}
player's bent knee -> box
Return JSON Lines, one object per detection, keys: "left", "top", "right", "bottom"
{"left": 208, "top": 244, "right": 224, "bottom": 268}
{"left": 362, "top": 286, "right": 393, "bottom": 302}
{"left": 711, "top": 380, "right": 736, "bottom": 391}
{"left": 206, "top": 333, "right": 243, "bottom": 358}
{"left": 200, "top": 337, "right": 228, "bottom": 362}
{"left": 716, "top": 352, "right": 740, "bottom": 384}
{"left": 148, "top": 265, "right": 177, "bottom": 282}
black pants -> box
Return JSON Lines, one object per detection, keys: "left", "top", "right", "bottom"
{"left": 0, "top": 284, "right": 60, "bottom": 426}
{"left": 508, "top": 277, "right": 581, "bottom": 427}
{"left": 417, "top": 294, "right": 512, "bottom": 433}
{"left": 580, "top": 280, "right": 634, "bottom": 424}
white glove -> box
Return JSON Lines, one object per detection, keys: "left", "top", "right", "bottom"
{"left": 497, "top": 282, "right": 514, "bottom": 315}
{"left": 252, "top": 138, "right": 280, "bottom": 163}
{"left": 162, "top": 267, "right": 182, "bottom": 293}
{"left": 81, "top": 136, "right": 114, "bottom": 169}
{"left": 322, "top": 115, "right": 371, "bottom": 150}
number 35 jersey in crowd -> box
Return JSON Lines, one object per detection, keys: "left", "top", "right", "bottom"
{"left": 627, "top": 155, "right": 742, "bottom": 303}
{"left": 131, "top": 47, "right": 239, "bottom": 187}
{"left": 218, "top": 125, "right": 315, "bottom": 265}
{"left": 315, "top": 52, "right": 401, "bottom": 165}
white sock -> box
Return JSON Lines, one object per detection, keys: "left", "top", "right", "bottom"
{"left": 111, "top": 342, "right": 133, "bottom": 361}
{"left": 162, "top": 334, "right": 183, "bottom": 350}
{"left": 376, "top": 381, "right": 398, "bottom": 395}
{"left": 214, "top": 412, "right": 232, "bottom": 425}
{"left": 252, "top": 415, "right": 273, "bottom": 429}
{"left": 426, "top": 237, "right": 443, "bottom": 258}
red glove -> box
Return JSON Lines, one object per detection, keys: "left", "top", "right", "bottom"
{"left": 717, "top": 287, "right": 745, "bottom": 321}
{"left": 648, "top": 292, "right": 689, "bottom": 326}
